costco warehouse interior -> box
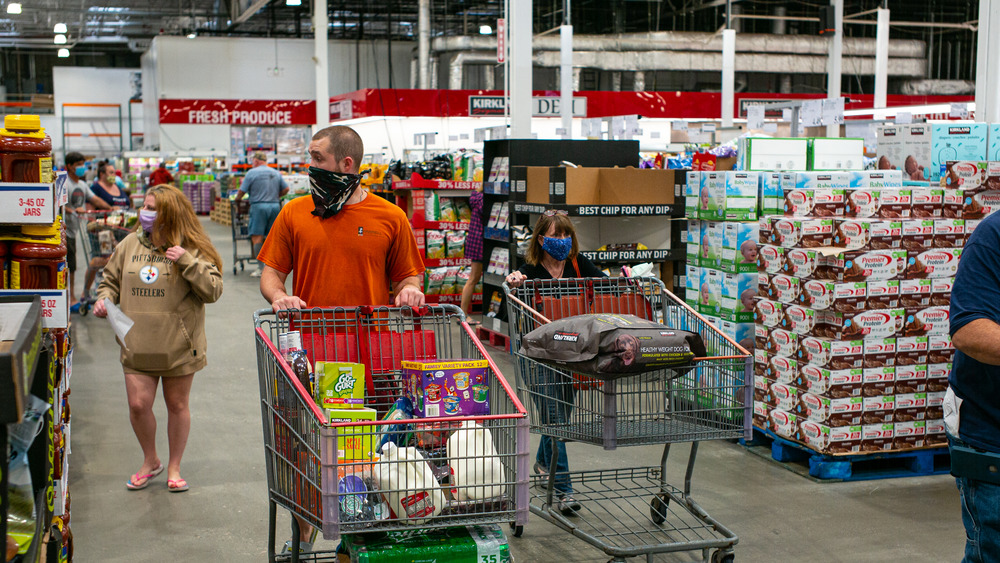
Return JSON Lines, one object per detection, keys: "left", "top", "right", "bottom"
{"left": 0, "top": 0, "right": 996, "bottom": 562}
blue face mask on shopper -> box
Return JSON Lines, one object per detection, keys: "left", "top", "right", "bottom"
{"left": 75, "top": 166, "right": 87, "bottom": 177}
{"left": 542, "top": 237, "right": 573, "bottom": 261}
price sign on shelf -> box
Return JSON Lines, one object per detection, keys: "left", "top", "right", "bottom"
{"left": 746, "top": 105, "right": 765, "bottom": 130}
{"left": 0, "top": 182, "right": 55, "bottom": 224}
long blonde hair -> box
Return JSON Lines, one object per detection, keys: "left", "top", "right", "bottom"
{"left": 145, "top": 184, "right": 224, "bottom": 270}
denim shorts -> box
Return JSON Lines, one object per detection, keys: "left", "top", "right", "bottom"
{"left": 248, "top": 202, "right": 281, "bottom": 237}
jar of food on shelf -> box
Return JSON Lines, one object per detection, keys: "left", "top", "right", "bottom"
{"left": 0, "top": 114, "right": 53, "bottom": 183}
{"left": 10, "top": 229, "right": 67, "bottom": 290}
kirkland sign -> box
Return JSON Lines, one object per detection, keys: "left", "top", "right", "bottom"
{"left": 469, "top": 96, "right": 588, "bottom": 117}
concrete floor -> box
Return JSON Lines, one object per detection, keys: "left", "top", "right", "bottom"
{"left": 67, "top": 218, "right": 968, "bottom": 562}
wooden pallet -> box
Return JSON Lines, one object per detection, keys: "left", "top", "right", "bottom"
{"left": 210, "top": 209, "right": 231, "bottom": 226}
{"left": 743, "top": 428, "right": 951, "bottom": 482}
{"left": 476, "top": 325, "right": 510, "bottom": 351}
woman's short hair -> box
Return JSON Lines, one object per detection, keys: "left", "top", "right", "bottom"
{"left": 525, "top": 212, "right": 579, "bottom": 265}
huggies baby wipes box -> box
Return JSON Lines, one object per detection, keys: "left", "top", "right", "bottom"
{"left": 722, "top": 222, "right": 760, "bottom": 273}
{"left": 685, "top": 171, "right": 701, "bottom": 219}
{"left": 724, "top": 171, "right": 760, "bottom": 221}
{"left": 721, "top": 272, "right": 757, "bottom": 323}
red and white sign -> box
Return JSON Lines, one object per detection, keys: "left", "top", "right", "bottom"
{"left": 0, "top": 183, "right": 56, "bottom": 224}
{"left": 497, "top": 19, "right": 505, "bottom": 63}
{"left": 159, "top": 99, "right": 317, "bottom": 125}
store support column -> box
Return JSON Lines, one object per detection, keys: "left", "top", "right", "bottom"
{"left": 975, "top": 0, "right": 1000, "bottom": 123}
{"left": 509, "top": 0, "right": 532, "bottom": 138}
{"left": 825, "top": 0, "right": 843, "bottom": 137}
{"left": 314, "top": 0, "right": 330, "bottom": 131}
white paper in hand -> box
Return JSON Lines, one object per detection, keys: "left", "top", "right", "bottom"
{"left": 103, "top": 298, "right": 134, "bottom": 346}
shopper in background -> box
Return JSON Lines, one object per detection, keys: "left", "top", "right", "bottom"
{"left": 63, "top": 151, "right": 111, "bottom": 310}
{"left": 149, "top": 161, "right": 174, "bottom": 187}
{"left": 140, "top": 163, "right": 153, "bottom": 191}
{"left": 93, "top": 184, "right": 223, "bottom": 494}
{"left": 90, "top": 163, "right": 130, "bottom": 208}
{"left": 84, "top": 162, "right": 97, "bottom": 183}
{"left": 460, "top": 183, "right": 484, "bottom": 323}
{"left": 235, "top": 151, "right": 288, "bottom": 278}
{"left": 257, "top": 125, "right": 425, "bottom": 554}
{"left": 505, "top": 210, "right": 605, "bottom": 515}
{"left": 946, "top": 209, "right": 1000, "bottom": 562}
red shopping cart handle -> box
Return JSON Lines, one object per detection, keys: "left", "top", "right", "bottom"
{"left": 358, "top": 305, "right": 430, "bottom": 317}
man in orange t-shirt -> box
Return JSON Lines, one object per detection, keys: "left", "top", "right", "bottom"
{"left": 257, "top": 125, "right": 424, "bottom": 555}
{"left": 258, "top": 125, "right": 425, "bottom": 311}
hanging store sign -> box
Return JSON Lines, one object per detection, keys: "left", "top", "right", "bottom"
{"left": 468, "top": 96, "right": 587, "bottom": 117}
{"left": 159, "top": 99, "right": 317, "bottom": 125}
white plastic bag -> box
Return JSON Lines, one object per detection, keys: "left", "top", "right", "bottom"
{"left": 373, "top": 442, "right": 445, "bottom": 524}
{"left": 448, "top": 420, "right": 505, "bottom": 501}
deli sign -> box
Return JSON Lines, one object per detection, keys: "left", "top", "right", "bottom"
{"left": 469, "top": 96, "right": 587, "bottom": 117}
{"left": 159, "top": 99, "right": 317, "bottom": 125}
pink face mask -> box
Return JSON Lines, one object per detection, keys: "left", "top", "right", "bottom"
{"left": 139, "top": 209, "right": 157, "bottom": 232}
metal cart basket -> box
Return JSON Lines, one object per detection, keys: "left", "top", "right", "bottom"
{"left": 254, "top": 305, "right": 529, "bottom": 563}
{"left": 231, "top": 199, "right": 255, "bottom": 274}
{"left": 505, "top": 277, "right": 751, "bottom": 563}
{"left": 77, "top": 210, "right": 135, "bottom": 315}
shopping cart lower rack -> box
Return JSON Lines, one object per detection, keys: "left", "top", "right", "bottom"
{"left": 506, "top": 277, "right": 752, "bottom": 563}
{"left": 254, "top": 305, "right": 529, "bottom": 563}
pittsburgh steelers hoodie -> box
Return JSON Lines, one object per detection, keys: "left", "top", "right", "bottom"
{"left": 97, "top": 230, "right": 223, "bottom": 376}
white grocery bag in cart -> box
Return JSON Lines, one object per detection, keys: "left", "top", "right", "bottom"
{"left": 373, "top": 442, "right": 445, "bottom": 524}
{"left": 448, "top": 420, "right": 505, "bottom": 501}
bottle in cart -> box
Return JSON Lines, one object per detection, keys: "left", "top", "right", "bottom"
{"left": 278, "top": 330, "right": 314, "bottom": 397}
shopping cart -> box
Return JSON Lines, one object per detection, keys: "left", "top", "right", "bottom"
{"left": 254, "top": 304, "right": 529, "bottom": 563}
{"left": 231, "top": 199, "right": 255, "bottom": 274}
{"left": 505, "top": 277, "right": 751, "bottom": 563}
{"left": 77, "top": 210, "right": 135, "bottom": 316}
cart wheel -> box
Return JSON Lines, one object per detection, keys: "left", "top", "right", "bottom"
{"left": 650, "top": 494, "right": 669, "bottom": 525}
{"left": 509, "top": 522, "right": 523, "bottom": 538}
{"left": 79, "top": 303, "right": 89, "bottom": 317}
{"left": 711, "top": 550, "right": 734, "bottom": 563}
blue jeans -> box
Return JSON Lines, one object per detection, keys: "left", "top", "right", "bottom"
{"left": 531, "top": 368, "right": 575, "bottom": 495}
{"left": 951, "top": 438, "right": 1000, "bottom": 562}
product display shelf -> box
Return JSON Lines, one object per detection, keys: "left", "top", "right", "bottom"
{"left": 391, "top": 172, "right": 481, "bottom": 191}
{"left": 1, "top": 167, "right": 75, "bottom": 561}
{"left": 479, "top": 139, "right": 641, "bottom": 328}
{"left": 425, "top": 292, "right": 481, "bottom": 305}
{"left": 511, "top": 202, "right": 682, "bottom": 218}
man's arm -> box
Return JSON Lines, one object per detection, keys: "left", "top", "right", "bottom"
{"left": 392, "top": 275, "right": 425, "bottom": 307}
{"left": 260, "top": 265, "right": 307, "bottom": 313}
{"left": 88, "top": 195, "right": 111, "bottom": 210}
{"left": 235, "top": 190, "right": 246, "bottom": 201}
{"left": 953, "top": 318, "right": 1000, "bottom": 365}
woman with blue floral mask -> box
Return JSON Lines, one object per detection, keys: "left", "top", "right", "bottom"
{"left": 504, "top": 209, "right": 605, "bottom": 515}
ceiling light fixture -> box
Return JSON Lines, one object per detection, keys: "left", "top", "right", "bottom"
{"left": 286, "top": 0, "right": 302, "bottom": 5}
{"left": 479, "top": 24, "right": 492, "bottom": 35}
{"left": 54, "top": 22, "right": 67, "bottom": 33}
{"left": 57, "top": 48, "right": 69, "bottom": 58}
{"left": 6, "top": 3, "right": 21, "bottom": 14}
{"left": 54, "top": 33, "right": 66, "bottom": 44}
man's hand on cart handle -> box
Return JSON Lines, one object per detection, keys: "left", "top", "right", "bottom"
{"left": 394, "top": 284, "right": 426, "bottom": 308}
{"left": 165, "top": 246, "right": 187, "bottom": 262}
{"left": 93, "top": 299, "right": 108, "bottom": 318}
{"left": 506, "top": 271, "right": 527, "bottom": 288}
{"left": 272, "top": 294, "right": 308, "bottom": 315}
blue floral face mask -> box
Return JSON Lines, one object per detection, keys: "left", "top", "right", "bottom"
{"left": 542, "top": 236, "right": 573, "bottom": 261}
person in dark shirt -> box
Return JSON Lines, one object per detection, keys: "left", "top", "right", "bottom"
{"left": 505, "top": 210, "right": 605, "bottom": 515}
{"left": 947, "top": 211, "right": 1000, "bottom": 562}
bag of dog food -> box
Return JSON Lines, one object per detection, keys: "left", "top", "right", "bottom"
{"left": 520, "top": 313, "right": 707, "bottom": 379}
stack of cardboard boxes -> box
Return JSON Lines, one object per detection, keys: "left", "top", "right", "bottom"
{"left": 753, "top": 166, "right": 965, "bottom": 454}
{"left": 684, "top": 170, "right": 760, "bottom": 353}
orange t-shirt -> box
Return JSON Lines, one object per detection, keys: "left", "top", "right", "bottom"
{"left": 257, "top": 194, "right": 425, "bottom": 307}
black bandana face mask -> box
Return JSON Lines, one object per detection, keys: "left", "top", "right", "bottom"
{"left": 309, "top": 166, "right": 363, "bottom": 218}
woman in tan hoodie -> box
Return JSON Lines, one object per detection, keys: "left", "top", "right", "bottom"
{"left": 94, "top": 184, "right": 224, "bottom": 493}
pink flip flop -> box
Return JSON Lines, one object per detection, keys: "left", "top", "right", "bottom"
{"left": 167, "top": 478, "right": 190, "bottom": 493}
{"left": 126, "top": 464, "right": 164, "bottom": 490}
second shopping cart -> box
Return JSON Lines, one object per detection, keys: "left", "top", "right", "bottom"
{"left": 506, "top": 276, "right": 751, "bottom": 563}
